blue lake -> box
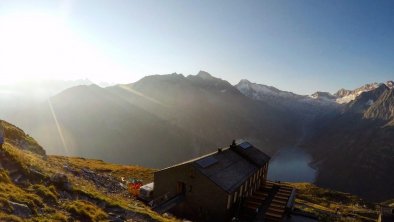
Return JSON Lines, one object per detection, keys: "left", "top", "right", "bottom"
{"left": 267, "top": 147, "right": 317, "bottom": 183}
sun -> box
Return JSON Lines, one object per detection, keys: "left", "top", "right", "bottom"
{"left": 0, "top": 11, "right": 129, "bottom": 84}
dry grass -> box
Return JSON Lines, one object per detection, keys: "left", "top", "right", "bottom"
{"left": 0, "top": 182, "right": 43, "bottom": 212}
{"left": 0, "top": 141, "right": 177, "bottom": 222}
{"left": 0, "top": 169, "right": 11, "bottom": 183}
{"left": 0, "top": 212, "right": 23, "bottom": 222}
{"left": 287, "top": 182, "right": 378, "bottom": 222}
{"left": 65, "top": 200, "right": 108, "bottom": 222}
{"left": 49, "top": 155, "right": 155, "bottom": 183}
{"left": 28, "top": 184, "right": 59, "bottom": 204}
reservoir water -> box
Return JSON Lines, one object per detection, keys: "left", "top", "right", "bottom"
{"left": 267, "top": 147, "right": 317, "bottom": 182}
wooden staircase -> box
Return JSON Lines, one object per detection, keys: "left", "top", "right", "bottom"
{"left": 240, "top": 180, "right": 295, "bottom": 222}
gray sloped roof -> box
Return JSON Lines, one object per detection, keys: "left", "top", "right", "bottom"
{"left": 192, "top": 141, "right": 270, "bottom": 193}
{"left": 157, "top": 141, "right": 270, "bottom": 194}
{"left": 231, "top": 141, "right": 271, "bottom": 167}
{"left": 194, "top": 148, "right": 258, "bottom": 193}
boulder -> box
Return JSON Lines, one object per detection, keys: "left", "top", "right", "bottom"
{"left": 50, "top": 173, "right": 72, "bottom": 191}
{"left": 8, "top": 201, "right": 32, "bottom": 218}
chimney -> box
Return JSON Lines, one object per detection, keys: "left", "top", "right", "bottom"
{"left": 230, "top": 139, "right": 237, "bottom": 149}
{"left": 218, "top": 148, "right": 222, "bottom": 153}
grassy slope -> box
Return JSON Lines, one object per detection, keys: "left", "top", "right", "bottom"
{"left": 0, "top": 142, "right": 178, "bottom": 222}
{"left": 287, "top": 183, "right": 379, "bottom": 222}
{"left": 0, "top": 120, "right": 177, "bottom": 222}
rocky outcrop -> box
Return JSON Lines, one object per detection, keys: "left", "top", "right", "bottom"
{"left": 8, "top": 201, "right": 32, "bottom": 218}
{"left": 0, "top": 120, "right": 45, "bottom": 156}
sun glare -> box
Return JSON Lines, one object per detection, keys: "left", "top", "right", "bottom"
{"left": 0, "top": 12, "right": 66, "bottom": 82}
{"left": 0, "top": 11, "right": 128, "bottom": 84}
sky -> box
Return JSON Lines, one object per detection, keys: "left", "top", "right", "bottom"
{"left": 0, "top": 0, "right": 393, "bottom": 94}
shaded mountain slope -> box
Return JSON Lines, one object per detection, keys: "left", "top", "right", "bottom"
{"left": 302, "top": 86, "right": 394, "bottom": 201}
{"left": 10, "top": 84, "right": 202, "bottom": 168}
{"left": 364, "top": 88, "right": 394, "bottom": 124}
{"left": 7, "top": 71, "right": 299, "bottom": 168}
{"left": 117, "top": 72, "right": 298, "bottom": 148}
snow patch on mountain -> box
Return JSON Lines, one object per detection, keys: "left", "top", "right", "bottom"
{"left": 235, "top": 79, "right": 340, "bottom": 111}
{"left": 236, "top": 79, "right": 304, "bottom": 100}
{"left": 334, "top": 82, "right": 393, "bottom": 104}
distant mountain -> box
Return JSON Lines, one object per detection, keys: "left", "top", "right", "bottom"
{"left": 235, "top": 80, "right": 340, "bottom": 145}
{"left": 7, "top": 71, "right": 300, "bottom": 168}
{"left": 310, "top": 91, "right": 337, "bottom": 101}
{"left": 303, "top": 81, "right": 394, "bottom": 104}
{"left": 335, "top": 81, "right": 393, "bottom": 104}
{"left": 236, "top": 79, "right": 303, "bottom": 101}
{"left": 235, "top": 79, "right": 339, "bottom": 113}
{"left": 302, "top": 85, "right": 394, "bottom": 201}
{"left": 0, "top": 79, "right": 94, "bottom": 118}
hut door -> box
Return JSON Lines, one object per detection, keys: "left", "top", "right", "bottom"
{"left": 176, "top": 181, "right": 186, "bottom": 194}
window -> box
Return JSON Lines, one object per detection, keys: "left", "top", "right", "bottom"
{"left": 233, "top": 192, "right": 238, "bottom": 203}
{"left": 227, "top": 195, "right": 232, "bottom": 209}
{"left": 176, "top": 182, "right": 186, "bottom": 194}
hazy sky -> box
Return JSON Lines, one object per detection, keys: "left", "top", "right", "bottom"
{"left": 0, "top": 0, "right": 393, "bottom": 94}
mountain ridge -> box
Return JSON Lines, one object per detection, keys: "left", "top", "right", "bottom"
{"left": 6, "top": 72, "right": 300, "bottom": 168}
{"left": 2, "top": 71, "right": 394, "bottom": 202}
{"left": 301, "top": 85, "right": 394, "bottom": 201}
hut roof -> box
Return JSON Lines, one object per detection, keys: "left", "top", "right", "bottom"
{"left": 157, "top": 140, "right": 270, "bottom": 193}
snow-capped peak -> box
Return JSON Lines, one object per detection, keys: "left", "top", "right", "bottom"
{"left": 310, "top": 91, "right": 336, "bottom": 101}
{"left": 386, "top": 80, "right": 394, "bottom": 89}
{"left": 235, "top": 79, "right": 308, "bottom": 102}
{"left": 334, "top": 82, "right": 391, "bottom": 104}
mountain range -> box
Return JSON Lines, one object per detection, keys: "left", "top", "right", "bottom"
{"left": 1, "top": 71, "right": 393, "bottom": 202}
{"left": 5, "top": 72, "right": 300, "bottom": 167}
{"left": 235, "top": 78, "right": 394, "bottom": 201}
